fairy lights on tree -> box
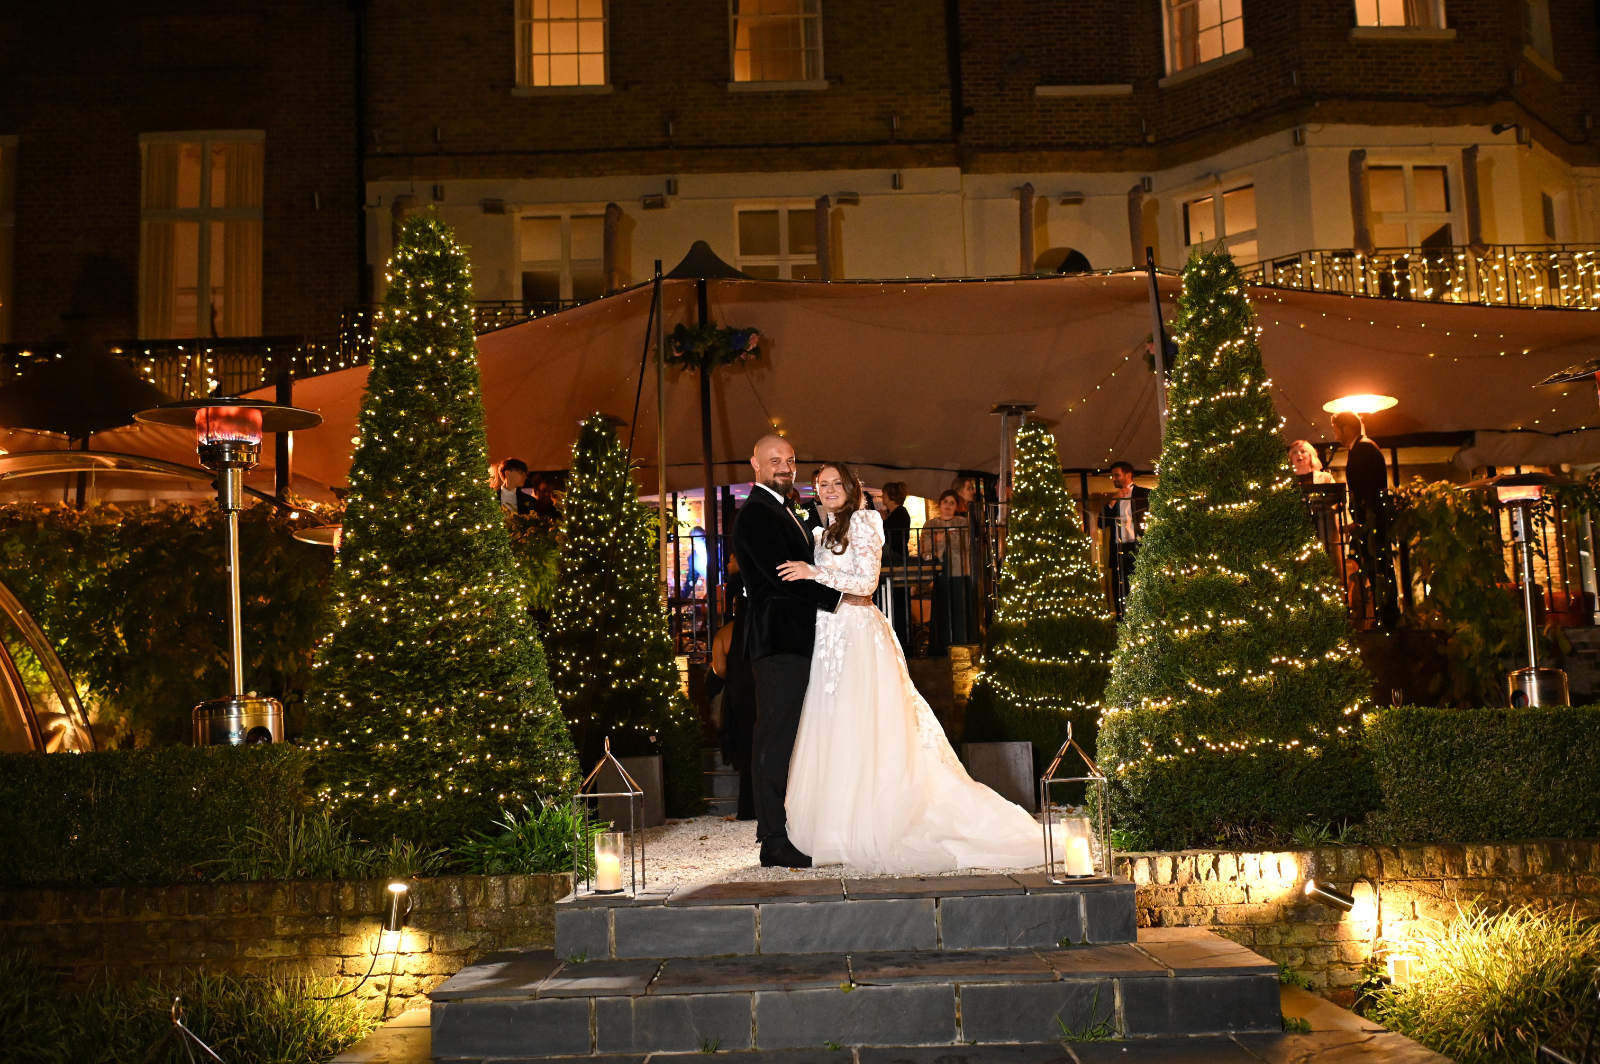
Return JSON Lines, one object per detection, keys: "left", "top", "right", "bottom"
{"left": 306, "top": 211, "right": 577, "bottom": 844}
{"left": 1097, "top": 248, "right": 1377, "bottom": 849}
{"left": 967, "top": 419, "right": 1115, "bottom": 772}
{"left": 544, "top": 414, "right": 702, "bottom": 816}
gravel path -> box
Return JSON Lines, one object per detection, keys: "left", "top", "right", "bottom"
{"left": 633, "top": 814, "right": 1052, "bottom": 893}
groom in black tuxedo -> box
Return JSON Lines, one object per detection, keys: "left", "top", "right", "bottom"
{"left": 732, "top": 434, "right": 862, "bottom": 868}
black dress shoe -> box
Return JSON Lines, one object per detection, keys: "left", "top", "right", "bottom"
{"left": 760, "top": 841, "right": 813, "bottom": 869}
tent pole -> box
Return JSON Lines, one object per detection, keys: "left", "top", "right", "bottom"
{"left": 655, "top": 262, "right": 668, "bottom": 605}
{"left": 1145, "top": 248, "right": 1169, "bottom": 437}
{"left": 697, "top": 278, "right": 720, "bottom": 648}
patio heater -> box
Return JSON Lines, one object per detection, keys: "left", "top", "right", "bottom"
{"left": 1478, "top": 472, "right": 1570, "bottom": 708}
{"left": 136, "top": 397, "right": 323, "bottom": 744}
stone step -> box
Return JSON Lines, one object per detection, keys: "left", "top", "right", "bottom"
{"left": 705, "top": 796, "right": 739, "bottom": 816}
{"left": 429, "top": 927, "right": 1281, "bottom": 1059}
{"left": 556, "top": 875, "right": 1137, "bottom": 960}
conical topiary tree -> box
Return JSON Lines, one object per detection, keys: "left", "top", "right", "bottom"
{"left": 966, "top": 420, "right": 1116, "bottom": 774}
{"left": 544, "top": 415, "right": 702, "bottom": 817}
{"left": 307, "top": 212, "right": 577, "bottom": 844}
{"left": 1097, "top": 249, "right": 1377, "bottom": 849}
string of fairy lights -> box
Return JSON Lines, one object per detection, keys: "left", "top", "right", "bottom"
{"left": 1099, "top": 252, "right": 1369, "bottom": 788}
{"left": 969, "top": 420, "right": 1115, "bottom": 720}
{"left": 306, "top": 214, "right": 576, "bottom": 827}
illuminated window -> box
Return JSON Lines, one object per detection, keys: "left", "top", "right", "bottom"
{"left": 1183, "top": 184, "right": 1258, "bottom": 264}
{"left": 516, "top": 0, "right": 607, "bottom": 87}
{"left": 0, "top": 137, "right": 14, "bottom": 342}
{"left": 730, "top": 0, "right": 823, "bottom": 83}
{"left": 139, "top": 133, "right": 263, "bottom": 339}
{"left": 1355, "top": 0, "right": 1445, "bottom": 28}
{"left": 520, "top": 213, "right": 605, "bottom": 311}
{"left": 1164, "top": 0, "right": 1244, "bottom": 75}
{"left": 1367, "top": 164, "right": 1452, "bottom": 249}
{"left": 736, "top": 207, "right": 819, "bottom": 278}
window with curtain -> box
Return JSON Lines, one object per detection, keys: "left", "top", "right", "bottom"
{"left": 516, "top": 0, "right": 607, "bottom": 87}
{"left": 1182, "top": 184, "right": 1258, "bottom": 264}
{"left": 1367, "top": 164, "right": 1452, "bottom": 248}
{"left": 735, "top": 207, "right": 819, "bottom": 278}
{"left": 519, "top": 213, "right": 606, "bottom": 313}
{"left": 1354, "top": 0, "right": 1445, "bottom": 28}
{"left": 1164, "top": 0, "right": 1244, "bottom": 75}
{"left": 0, "top": 138, "right": 14, "bottom": 343}
{"left": 730, "top": 0, "right": 823, "bottom": 83}
{"left": 140, "top": 134, "right": 263, "bottom": 339}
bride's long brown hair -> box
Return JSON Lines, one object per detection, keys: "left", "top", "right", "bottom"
{"left": 815, "top": 462, "right": 864, "bottom": 554}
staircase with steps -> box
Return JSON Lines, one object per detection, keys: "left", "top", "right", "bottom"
{"left": 428, "top": 874, "right": 1283, "bottom": 1059}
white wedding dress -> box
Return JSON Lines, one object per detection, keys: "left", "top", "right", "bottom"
{"left": 786, "top": 508, "right": 1043, "bottom": 874}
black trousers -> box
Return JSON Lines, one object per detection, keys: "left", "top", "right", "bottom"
{"left": 750, "top": 653, "right": 812, "bottom": 848}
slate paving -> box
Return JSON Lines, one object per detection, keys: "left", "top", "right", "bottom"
{"left": 331, "top": 874, "right": 1453, "bottom": 1063}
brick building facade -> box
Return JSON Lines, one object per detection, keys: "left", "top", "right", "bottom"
{"left": 2, "top": 1, "right": 1597, "bottom": 347}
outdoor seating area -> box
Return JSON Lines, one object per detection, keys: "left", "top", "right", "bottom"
{"left": 2, "top": 228, "right": 1599, "bottom": 1064}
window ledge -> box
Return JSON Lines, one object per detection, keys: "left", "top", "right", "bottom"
{"left": 511, "top": 84, "right": 614, "bottom": 97}
{"left": 1348, "top": 26, "right": 1457, "bottom": 41}
{"left": 1158, "top": 47, "right": 1253, "bottom": 88}
{"left": 727, "top": 78, "right": 829, "bottom": 92}
{"left": 1521, "top": 43, "right": 1562, "bottom": 81}
{"left": 1035, "top": 83, "right": 1134, "bottom": 98}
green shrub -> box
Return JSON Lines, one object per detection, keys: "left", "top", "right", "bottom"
{"left": 1098, "top": 249, "right": 1377, "bottom": 849}
{"left": 452, "top": 799, "right": 605, "bottom": 876}
{"left": 306, "top": 212, "right": 578, "bottom": 847}
{"left": 1368, "top": 905, "right": 1600, "bottom": 1064}
{"left": 0, "top": 950, "right": 379, "bottom": 1064}
{"left": 1364, "top": 704, "right": 1600, "bottom": 842}
{"left": 545, "top": 415, "right": 703, "bottom": 817}
{"left": 0, "top": 745, "right": 313, "bottom": 887}
{"left": 968, "top": 420, "right": 1115, "bottom": 775}
{"left": 208, "top": 808, "right": 448, "bottom": 882}
{"left": 0, "top": 502, "right": 335, "bottom": 746}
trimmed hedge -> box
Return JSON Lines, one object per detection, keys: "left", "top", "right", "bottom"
{"left": 0, "top": 746, "right": 313, "bottom": 887}
{"left": 1364, "top": 705, "right": 1600, "bottom": 842}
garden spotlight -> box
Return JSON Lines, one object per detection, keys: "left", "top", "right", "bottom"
{"left": 383, "top": 882, "right": 412, "bottom": 933}
{"left": 1303, "top": 879, "right": 1355, "bottom": 912}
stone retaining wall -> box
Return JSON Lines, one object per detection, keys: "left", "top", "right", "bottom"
{"left": 0, "top": 872, "right": 570, "bottom": 1012}
{"left": 1115, "top": 840, "right": 1600, "bottom": 1005}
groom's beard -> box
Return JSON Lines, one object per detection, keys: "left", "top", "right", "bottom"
{"left": 762, "top": 474, "right": 794, "bottom": 494}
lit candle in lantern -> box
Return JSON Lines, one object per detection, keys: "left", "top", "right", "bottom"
{"left": 593, "top": 831, "right": 625, "bottom": 894}
{"left": 1060, "top": 814, "right": 1095, "bottom": 877}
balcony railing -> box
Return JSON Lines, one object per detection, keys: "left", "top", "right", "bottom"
{"left": 1238, "top": 244, "right": 1600, "bottom": 310}
{"left": 1, "top": 300, "right": 577, "bottom": 401}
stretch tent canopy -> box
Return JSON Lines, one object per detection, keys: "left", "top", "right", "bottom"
{"left": 5, "top": 270, "right": 1599, "bottom": 500}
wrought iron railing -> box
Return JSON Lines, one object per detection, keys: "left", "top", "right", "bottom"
{"left": 1238, "top": 244, "right": 1600, "bottom": 310}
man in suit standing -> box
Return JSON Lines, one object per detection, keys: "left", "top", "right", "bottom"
{"left": 1098, "top": 460, "right": 1150, "bottom": 617}
{"left": 732, "top": 434, "right": 867, "bottom": 868}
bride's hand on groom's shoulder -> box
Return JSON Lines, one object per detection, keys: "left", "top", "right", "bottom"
{"left": 777, "top": 560, "right": 817, "bottom": 582}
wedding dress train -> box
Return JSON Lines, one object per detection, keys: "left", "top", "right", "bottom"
{"left": 785, "top": 508, "right": 1043, "bottom": 874}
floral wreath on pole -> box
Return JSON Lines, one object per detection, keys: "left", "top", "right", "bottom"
{"left": 665, "top": 322, "right": 763, "bottom": 371}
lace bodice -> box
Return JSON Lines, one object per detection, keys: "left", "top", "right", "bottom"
{"left": 810, "top": 509, "right": 884, "bottom": 597}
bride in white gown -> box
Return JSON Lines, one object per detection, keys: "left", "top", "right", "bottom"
{"left": 777, "top": 463, "right": 1043, "bottom": 874}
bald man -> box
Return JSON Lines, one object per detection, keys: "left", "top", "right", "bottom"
{"left": 732, "top": 434, "right": 853, "bottom": 868}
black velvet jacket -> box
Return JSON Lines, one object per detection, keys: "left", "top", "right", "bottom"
{"left": 731, "top": 486, "right": 843, "bottom": 660}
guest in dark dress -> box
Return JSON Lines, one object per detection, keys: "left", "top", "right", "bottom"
{"left": 1332, "top": 411, "right": 1398, "bottom": 630}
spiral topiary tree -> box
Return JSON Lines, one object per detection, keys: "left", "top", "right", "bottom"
{"left": 307, "top": 211, "right": 577, "bottom": 845}
{"left": 1097, "top": 249, "right": 1377, "bottom": 848}
{"left": 966, "top": 420, "right": 1115, "bottom": 774}
{"left": 544, "top": 415, "right": 703, "bottom": 816}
